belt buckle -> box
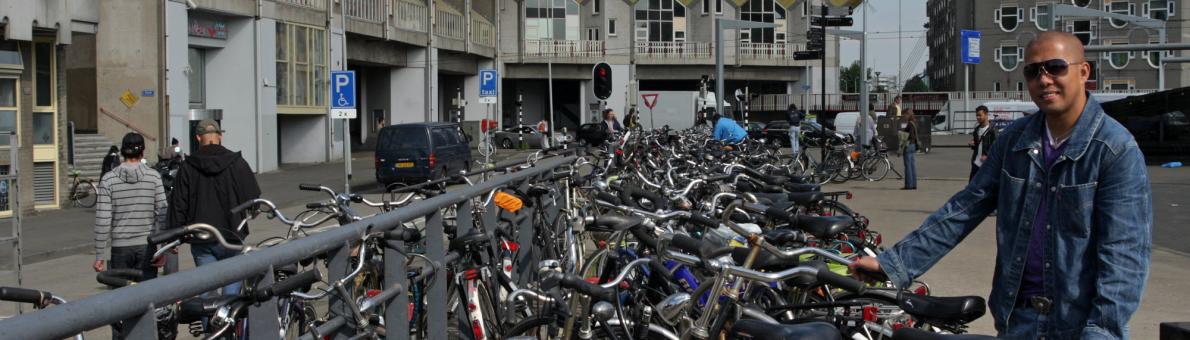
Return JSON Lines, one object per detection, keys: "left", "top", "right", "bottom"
{"left": 1028, "top": 296, "right": 1052, "bottom": 315}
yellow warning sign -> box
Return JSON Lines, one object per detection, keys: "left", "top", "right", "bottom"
{"left": 119, "top": 89, "right": 139, "bottom": 109}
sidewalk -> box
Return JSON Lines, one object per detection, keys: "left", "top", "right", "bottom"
{"left": 2, "top": 148, "right": 533, "bottom": 265}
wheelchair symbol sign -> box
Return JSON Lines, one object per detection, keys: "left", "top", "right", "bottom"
{"left": 330, "top": 71, "right": 357, "bottom": 119}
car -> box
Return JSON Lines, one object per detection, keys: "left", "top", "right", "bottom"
{"left": 494, "top": 125, "right": 552, "bottom": 149}
{"left": 745, "top": 121, "right": 767, "bottom": 141}
{"left": 1122, "top": 110, "right": 1190, "bottom": 141}
{"left": 375, "top": 122, "right": 472, "bottom": 186}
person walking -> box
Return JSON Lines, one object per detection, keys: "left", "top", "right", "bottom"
{"left": 888, "top": 95, "right": 903, "bottom": 119}
{"left": 851, "top": 32, "right": 1152, "bottom": 339}
{"left": 101, "top": 145, "right": 121, "bottom": 178}
{"left": 787, "top": 104, "right": 804, "bottom": 160}
{"left": 92, "top": 133, "right": 168, "bottom": 339}
{"left": 900, "top": 109, "right": 919, "bottom": 190}
{"left": 969, "top": 105, "right": 997, "bottom": 180}
{"left": 168, "top": 119, "right": 261, "bottom": 298}
{"left": 160, "top": 138, "right": 183, "bottom": 161}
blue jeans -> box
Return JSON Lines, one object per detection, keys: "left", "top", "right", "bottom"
{"left": 902, "top": 144, "right": 917, "bottom": 188}
{"left": 191, "top": 242, "right": 242, "bottom": 296}
{"left": 999, "top": 305, "right": 1046, "bottom": 339}
{"left": 789, "top": 129, "right": 801, "bottom": 161}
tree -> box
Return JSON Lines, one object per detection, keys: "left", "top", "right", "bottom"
{"left": 903, "top": 74, "right": 929, "bottom": 92}
{"left": 839, "top": 61, "right": 862, "bottom": 93}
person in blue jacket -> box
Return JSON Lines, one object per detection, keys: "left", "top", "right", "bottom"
{"left": 712, "top": 112, "right": 747, "bottom": 145}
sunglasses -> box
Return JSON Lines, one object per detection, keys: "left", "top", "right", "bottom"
{"left": 1023, "top": 59, "right": 1083, "bottom": 80}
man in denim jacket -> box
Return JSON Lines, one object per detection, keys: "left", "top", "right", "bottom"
{"left": 852, "top": 32, "right": 1151, "bottom": 339}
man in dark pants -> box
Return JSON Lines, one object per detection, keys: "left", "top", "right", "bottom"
{"left": 851, "top": 32, "right": 1152, "bottom": 339}
{"left": 969, "top": 105, "right": 996, "bottom": 180}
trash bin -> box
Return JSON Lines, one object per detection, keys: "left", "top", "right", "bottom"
{"left": 916, "top": 115, "right": 934, "bottom": 153}
{"left": 877, "top": 116, "right": 900, "bottom": 152}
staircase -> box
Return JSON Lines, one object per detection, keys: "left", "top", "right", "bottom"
{"left": 72, "top": 134, "right": 117, "bottom": 180}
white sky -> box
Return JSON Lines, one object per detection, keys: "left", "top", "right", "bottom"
{"left": 836, "top": 0, "right": 930, "bottom": 86}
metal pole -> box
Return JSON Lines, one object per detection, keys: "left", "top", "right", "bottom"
{"left": 820, "top": 2, "right": 826, "bottom": 156}
{"left": 341, "top": 2, "right": 351, "bottom": 195}
{"left": 548, "top": 55, "right": 555, "bottom": 142}
{"left": 859, "top": 1, "right": 869, "bottom": 144}
{"left": 715, "top": 18, "right": 725, "bottom": 118}
{"left": 898, "top": 0, "right": 902, "bottom": 93}
{"left": 1159, "top": 28, "right": 1166, "bottom": 91}
{"left": 963, "top": 64, "right": 970, "bottom": 113}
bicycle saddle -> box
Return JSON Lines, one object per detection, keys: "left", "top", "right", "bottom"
{"left": 178, "top": 295, "right": 240, "bottom": 322}
{"left": 793, "top": 215, "right": 852, "bottom": 240}
{"left": 783, "top": 183, "right": 821, "bottom": 193}
{"left": 786, "top": 192, "right": 825, "bottom": 207}
{"left": 729, "top": 319, "right": 841, "bottom": 340}
{"left": 449, "top": 229, "right": 490, "bottom": 252}
{"left": 892, "top": 327, "right": 1000, "bottom": 340}
{"left": 897, "top": 293, "right": 987, "bottom": 325}
{"left": 729, "top": 247, "right": 801, "bottom": 272}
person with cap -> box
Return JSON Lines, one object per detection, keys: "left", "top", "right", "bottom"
{"left": 167, "top": 119, "right": 260, "bottom": 299}
{"left": 92, "top": 133, "right": 168, "bottom": 338}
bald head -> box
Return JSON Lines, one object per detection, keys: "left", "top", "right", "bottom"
{"left": 1025, "top": 32, "right": 1086, "bottom": 63}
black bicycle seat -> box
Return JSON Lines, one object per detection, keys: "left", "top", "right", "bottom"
{"left": 793, "top": 215, "right": 852, "bottom": 240}
{"left": 729, "top": 319, "right": 841, "bottom": 340}
{"left": 449, "top": 230, "right": 490, "bottom": 252}
{"left": 729, "top": 247, "right": 801, "bottom": 272}
{"left": 783, "top": 183, "right": 821, "bottom": 193}
{"left": 892, "top": 327, "right": 1000, "bottom": 340}
{"left": 898, "top": 293, "right": 987, "bottom": 325}
{"left": 786, "top": 192, "right": 825, "bottom": 206}
{"left": 178, "top": 295, "right": 240, "bottom": 321}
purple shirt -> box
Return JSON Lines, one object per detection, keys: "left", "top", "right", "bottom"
{"left": 1019, "top": 134, "right": 1067, "bottom": 301}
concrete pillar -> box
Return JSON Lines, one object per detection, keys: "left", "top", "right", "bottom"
{"left": 392, "top": 48, "right": 428, "bottom": 124}
{"left": 96, "top": 0, "right": 163, "bottom": 152}
{"left": 607, "top": 64, "right": 629, "bottom": 117}
{"left": 256, "top": 19, "right": 279, "bottom": 172}
{"left": 164, "top": 2, "right": 189, "bottom": 153}
{"left": 204, "top": 18, "right": 259, "bottom": 171}
{"left": 426, "top": 47, "right": 440, "bottom": 122}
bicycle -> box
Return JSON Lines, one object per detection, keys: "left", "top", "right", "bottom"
{"left": 67, "top": 168, "right": 98, "bottom": 208}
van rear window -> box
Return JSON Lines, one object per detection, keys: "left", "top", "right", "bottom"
{"left": 380, "top": 128, "right": 428, "bottom": 149}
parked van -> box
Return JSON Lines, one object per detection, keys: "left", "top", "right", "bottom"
{"left": 832, "top": 111, "right": 887, "bottom": 138}
{"left": 375, "top": 122, "right": 472, "bottom": 186}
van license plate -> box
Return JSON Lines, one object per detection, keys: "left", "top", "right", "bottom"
{"left": 396, "top": 162, "right": 414, "bottom": 168}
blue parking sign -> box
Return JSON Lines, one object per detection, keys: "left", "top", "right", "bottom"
{"left": 331, "top": 71, "right": 356, "bottom": 118}
{"left": 479, "top": 69, "right": 498, "bottom": 98}
{"left": 961, "top": 30, "right": 981, "bottom": 64}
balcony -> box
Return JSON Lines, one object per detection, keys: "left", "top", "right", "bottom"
{"left": 434, "top": 4, "right": 466, "bottom": 51}
{"left": 737, "top": 42, "right": 813, "bottom": 66}
{"left": 523, "top": 40, "right": 605, "bottom": 63}
{"left": 392, "top": 0, "right": 429, "bottom": 45}
{"left": 276, "top": 0, "right": 326, "bottom": 10}
{"left": 344, "top": 0, "right": 386, "bottom": 38}
{"left": 634, "top": 41, "right": 713, "bottom": 64}
{"left": 469, "top": 12, "right": 495, "bottom": 47}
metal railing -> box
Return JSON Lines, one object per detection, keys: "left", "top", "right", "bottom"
{"left": 434, "top": 8, "right": 466, "bottom": 40}
{"left": 345, "top": 0, "right": 386, "bottom": 22}
{"left": 634, "top": 41, "right": 712, "bottom": 59}
{"left": 470, "top": 12, "right": 495, "bottom": 47}
{"left": 738, "top": 42, "right": 806, "bottom": 60}
{"left": 394, "top": 0, "right": 429, "bottom": 32}
{"left": 0, "top": 154, "right": 576, "bottom": 340}
{"left": 524, "top": 39, "right": 605, "bottom": 58}
{"left": 275, "top": 0, "right": 327, "bottom": 10}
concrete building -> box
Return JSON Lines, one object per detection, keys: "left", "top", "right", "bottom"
{"left": 926, "top": 0, "right": 1187, "bottom": 92}
{"left": 497, "top": 0, "right": 841, "bottom": 130}
{"left": 0, "top": 0, "right": 99, "bottom": 214}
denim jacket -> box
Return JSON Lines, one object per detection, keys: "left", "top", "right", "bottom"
{"left": 877, "top": 95, "right": 1152, "bottom": 339}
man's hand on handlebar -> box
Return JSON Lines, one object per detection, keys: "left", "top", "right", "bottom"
{"left": 848, "top": 255, "right": 887, "bottom": 282}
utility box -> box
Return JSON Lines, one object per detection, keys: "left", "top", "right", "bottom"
{"left": 877, "top": 116, "right": 901, "bottom": 152}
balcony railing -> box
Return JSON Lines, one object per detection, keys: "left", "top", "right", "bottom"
{"left": 738, "top": 42, "right": 806, "bottom": 60}
{"left": 470, "top": 12, "right": 495, "bottom": 47}
{"left": 434, "top": 8, "right": 466, "bottom": 40}
{"left": 276, "top": 0, "right": 327, "bottom": 9}
{"left": 524, "top": 40, "right": 605, "bottom": 58}
{"left": 345, "top": 0, "right": 385, "bottom": 22}
{"left": 634, "top": 41, "right": 712, "bottom": 59}
{"left": 394, "top": 0, "right": 428, "bottom": 32}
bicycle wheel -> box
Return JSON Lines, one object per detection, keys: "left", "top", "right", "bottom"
{"left": 75, "top": 181, "right": 98, "bottom": 208}
{"left": 861, "top": 156, "right": 891, "bottom": 182}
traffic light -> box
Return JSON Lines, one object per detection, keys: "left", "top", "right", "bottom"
{"left": 807, "top": 28, "right": 825, "bottom": 51}
{"left": 593, "top": 62, "right": 612, "bottom": 100}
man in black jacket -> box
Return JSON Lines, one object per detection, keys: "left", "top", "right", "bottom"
{"left": 968, "top": 105, "right": 997, "bottom": 181}
{"left": 168, "top": 119, "right": 260, "bottom": 297}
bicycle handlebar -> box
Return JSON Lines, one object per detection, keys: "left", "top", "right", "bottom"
{"left": 0, "top": 287, "right": 51, "bottom": 306}
{"left": 255, "top": 269, "right": 322, "bottom": 301}
{"left": 148, "top": 228, "right": 190, "bottom": 245}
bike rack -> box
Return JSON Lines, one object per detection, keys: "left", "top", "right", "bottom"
{"left": 0, "top": 152, "right": 577, "bottom": 340}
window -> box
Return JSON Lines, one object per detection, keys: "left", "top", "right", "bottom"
{"left": 994, "top": 5, "right": 1022, "bottom": 32}
{"left": 1105, "top": 79, "right": 1136, "bottom": 90}
{"left": 1072, "top": 0, "right": 1091, "bottom": 7}
{"left": 1066, "top": 20, "right": 1095, "bottom": 45}
{"left": 593, "top": 0, "right": 601, "bottom": 15}
{"left": 276, "top": 22, "right": 328, "bottom": 109}
{"left": 188, "top": 48, "right": 205, "bottom": 108}
{"left": 0, "top": 41, "right": 20, "bottom": 72}
{"left": 1017, "top": 82, "right": 1024, "bottom": 91}
{"left": 635, "top": 0, "right": 686, "bottom": 42}
{"left": 608, "top": 19, "right": 617, "bottom": 36}
{"left": 1143, "top": 0, "right": 1174, "bottom": 20}
{"left": 995, "top": 44, "right": 1023, "bottom": 71}
{"left": 587, "top": 27, "right": 601, "bottom": 40}
{"left": 994, "top": 82, "right": 1001, "bottom": 91}
{"left": 526, "top": 0, "right": 580, "bottom": 40}
{"left": 1144, "top": 41, "right": 1173, "bottom": 68}
{"left": 1105, "top": 0, "right": 1135, "bottom": 28}
{"left": 1104, "top": 40, "right": 1134, "bottom": 69}
{"left": 740, "top": 0, "right": 781, "bottom": 43}
{"left": 0, "top": 78, "right": 15, "bottom": 146}
{"left": 34, "top": 42, "right": 52, "bottom": 107}
{"left": 1031, "top": 5, "right": 1052, "bottom": 31}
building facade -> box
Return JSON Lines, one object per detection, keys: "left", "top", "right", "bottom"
{"left": 926, "top": 0, "right": 1187, "bottom": 92}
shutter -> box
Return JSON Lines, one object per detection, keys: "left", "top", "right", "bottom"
{"left": 994, "top": 9, "right": 1001, "bottom": 23}
{"left": 1168, "top": 0, "right": 1174, "bottom": 16}
{"left": 33, "top": 162, "right": 55, "bottom": 205}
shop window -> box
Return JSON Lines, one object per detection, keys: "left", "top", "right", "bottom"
{"left": 994, "top": 5, "right": 1023, "bottom": 32}
{"left": 276, "top": 22, "right": 327, "bottom": 109}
